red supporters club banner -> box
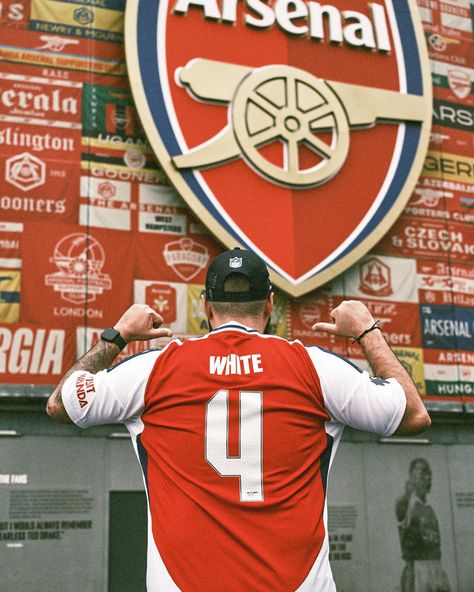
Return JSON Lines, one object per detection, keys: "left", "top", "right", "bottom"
{"left": 430, "top": 57, "right": 473, "bottom": 116}
{"left": 0, "top": 1, "right": 29, "bottom": 27}
{"left": 0, "top": 68, "right": 82, "bottom": 223}
{"left": 376, "top": 217, "right": 474, "bottom": 262}
{"left": 405, "top": 176, "right": 474, "bottom": 225}
{"left": 289, "top": 293, "right": 421, "bottom": 351}
{"left": 135, "top": 232, "right": 222, "bottom": 285}
{"left": 0, "top": 322, "right": 75, "bottom": 385}
{"left": 0, "top": 26, "right": 125, "bottom": 76}
{"left": 21, "top": 223, "right": 133, "bottom": 327}
{"left": 289, "top": 293, "right": 340, "bottom": 349}
{"left": 417, "top": 260, "right": 474, "bottom": 308}
{"left": 417, "top": 0, "right": 474, "bottom": 42}
{"left": 422, "top": 349, "right": 474, "bottom": 407}
{"left": 0, "top": 221, "right": 22, "bottom": 269}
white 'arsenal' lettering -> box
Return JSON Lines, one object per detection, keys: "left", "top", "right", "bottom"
{"left": 437, "top": 351, "right": 474, "bottom": 364}
{"left": 433, "top": 104, "right": 474, "bottom": 128}
{"left": 423, "top": 319, "right": 472, "bottom": 338}
{"left": 0, "top": 88, "right": 78, "bottom": 115}
{"left": 0, "top": 328, "right": 64, "bottom": 374}
{"left": 210, "top": 353, "right": 263, "bottom": 375}
{"left": 173, "top": 0, "right": 391, "bottom": 51}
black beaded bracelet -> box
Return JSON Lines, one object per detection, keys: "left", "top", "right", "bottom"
{"left": 352, "top": 320, "right": 381, "bottom": 344}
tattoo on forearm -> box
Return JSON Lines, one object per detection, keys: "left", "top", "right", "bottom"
{"left": 48, "top": 339, "right": 122, "bottom": 422}
{"left": 75, "top": 340, "right": 118, "bottom": 374}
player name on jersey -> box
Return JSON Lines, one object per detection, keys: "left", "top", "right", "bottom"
{"left": 210, "top": 353, "right": 263, "bottom": 375}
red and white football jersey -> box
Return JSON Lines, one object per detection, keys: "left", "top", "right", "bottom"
{"left": 62, "top": 322, "right": 405, "bottom": 592}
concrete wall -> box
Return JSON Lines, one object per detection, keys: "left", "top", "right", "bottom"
{"left": 1, "top": 408, "right": 473, "bottom": 592}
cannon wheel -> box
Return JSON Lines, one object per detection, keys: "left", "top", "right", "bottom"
{"left": 232, "top": 65, "right": 350, "bottom": 188}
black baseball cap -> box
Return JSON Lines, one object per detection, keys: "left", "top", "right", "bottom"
{"left": 205, "top": 248, "right": 272, "bottom": 302}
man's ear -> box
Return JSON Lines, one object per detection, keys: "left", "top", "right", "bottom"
{"left": 202, "top": 295, "right": 214, "bottom": 321}
{"left": 264, "top": 292, "right": 274, "bottom": 321}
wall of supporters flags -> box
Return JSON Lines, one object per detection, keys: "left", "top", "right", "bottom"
{"left": 0, "top": 0, "right": 472, "bottom": 412}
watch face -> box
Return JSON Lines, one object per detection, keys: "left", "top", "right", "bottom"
{"left": 101, "top": 327, "right": 127, "bottom": 349}
{"left": 102, "top": 328, "right": 120, "bottom": 342}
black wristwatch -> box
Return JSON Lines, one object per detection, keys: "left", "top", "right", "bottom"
{"left": 101, "top": 327, "right": 127, "bottom": 350}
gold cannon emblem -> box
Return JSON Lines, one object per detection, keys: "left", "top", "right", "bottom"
{"left": 173, "top": 59, "right": 426, "bottom": 188}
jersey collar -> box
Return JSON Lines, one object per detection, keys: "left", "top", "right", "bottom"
{"left": 211, "top": 321, "right": 261, "bottom": 334}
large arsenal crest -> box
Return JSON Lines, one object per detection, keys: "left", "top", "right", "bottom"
{"left": 125, "top": 0, "right": 431, "bottom": 296}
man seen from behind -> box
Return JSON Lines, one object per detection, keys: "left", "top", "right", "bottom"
{"left": 47, "top": 248, "right": 431, "bottom": 592}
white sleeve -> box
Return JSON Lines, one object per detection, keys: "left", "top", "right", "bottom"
{"left": 61, "top": 349, "right": 162, "bottom": 428}
{"left": 306, "top": 346, "right": 406, "bottom": 436}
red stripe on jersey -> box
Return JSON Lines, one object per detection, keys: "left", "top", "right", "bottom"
{"left": 140, "top": 329, "right": 331, "bottom": 591}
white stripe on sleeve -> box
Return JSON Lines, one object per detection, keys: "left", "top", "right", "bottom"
{"left": 62, "top": 349, "right": 163, "bottom": 428}
{"left": 306, "top": 346, "right": 406, "bottom": 436}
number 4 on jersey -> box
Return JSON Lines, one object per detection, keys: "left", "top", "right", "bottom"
{"left": 206, "top": 389, "right": 264, "bottom": 502}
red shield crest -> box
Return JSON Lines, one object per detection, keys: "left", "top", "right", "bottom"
{"left": 126, "top": 0, "right": 431, "bottom": 296}
{"left": 146, "top": 283, "right": 177, "bottom": 324}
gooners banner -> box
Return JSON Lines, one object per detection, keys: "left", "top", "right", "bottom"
{"left": 125, "top": 0, "right": 431, "bottom": 296}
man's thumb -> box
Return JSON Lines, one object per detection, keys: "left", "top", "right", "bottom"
{"left": 312, "top": 322, "right": 337, "bottom": 334}
{"left": 149, "top": 327, "right": 173, "bottom": 339}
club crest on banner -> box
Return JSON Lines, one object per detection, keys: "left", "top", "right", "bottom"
{"left": 163, "top": 238, "right": 210, "bottom": 281}
{"left": 5, "top": 153, "right": 46, "bottom": 192}
{"left": 299, "top": 303, "right": 322, "bottom": 329}
{"left": 447, "top": 69, "right": 471, "bottom": 100}
{"left": 97, "top": 181, "right": 117, "bottom": 200}
{"left": 74, "top": 7, "right": 94, "bottom": 26}
{"left": 126, "top": 0, "right": 432, "bottom": 296}
{"left": 145, "top": 283, "right": 177, "bottom": 324}
{"left": 45, "top": 233, "right": 112, "bottom": 304}
{"left": 359, "top": 256, "right": 393, "bottom": 297}
{"left": 35, "top": 35, "right": 80, "bottom": 52}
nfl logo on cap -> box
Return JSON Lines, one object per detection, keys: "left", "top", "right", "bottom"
{"left": 229, "top": 257, "right": 242, "bottom": 269}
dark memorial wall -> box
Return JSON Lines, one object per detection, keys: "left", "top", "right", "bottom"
{"left": 0, "top": 5, "right": 472, "bottom": 402}
{"left": 1, "top": 431, "right": 474, "bottom": 591}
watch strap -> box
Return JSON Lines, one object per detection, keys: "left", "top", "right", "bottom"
{"left": 100, "top": 327, "right": 127, "bottom": 350}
